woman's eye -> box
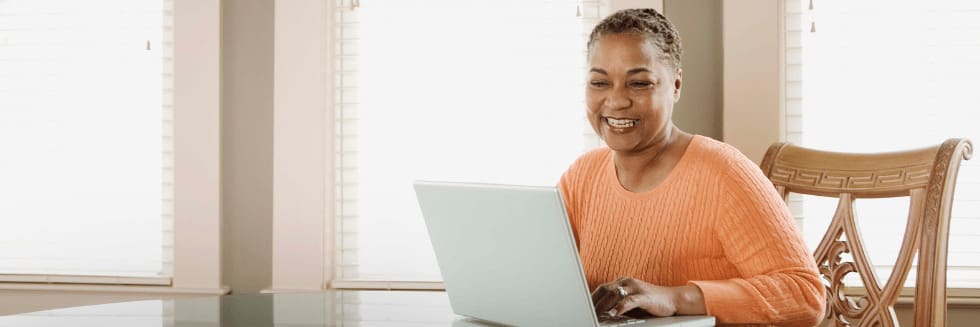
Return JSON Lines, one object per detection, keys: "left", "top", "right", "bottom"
{"left": 589, "top": 80, "right": 610, "bottom": 88}
{"left": 629, "top": 81, "right": 654, "bottom": 88}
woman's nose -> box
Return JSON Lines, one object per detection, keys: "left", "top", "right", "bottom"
{"left": 603, "top": 89, "right": 631, "bottom": 110}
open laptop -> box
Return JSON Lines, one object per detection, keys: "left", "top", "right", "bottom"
{"left": 414, "top": 181, "right": 715, "bottom": 327}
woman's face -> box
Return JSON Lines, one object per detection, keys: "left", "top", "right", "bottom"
{"left": 586, "top": 33, "right": 681, "bottom": 153}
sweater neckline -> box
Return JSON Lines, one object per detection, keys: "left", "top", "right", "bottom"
{"left": 604, "top": 135, "right": 702, "bottom": 199}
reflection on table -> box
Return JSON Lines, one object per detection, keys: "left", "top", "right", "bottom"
{"left": 0, "top": 290, "right": 482, "bottom": 326}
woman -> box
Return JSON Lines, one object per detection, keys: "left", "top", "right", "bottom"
{"left": 559, "top": 9, "right": 825, "bottom": 326}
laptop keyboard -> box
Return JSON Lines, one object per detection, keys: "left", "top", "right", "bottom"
{"left": 598, "top": 314, "right": 646, "bottom": 326}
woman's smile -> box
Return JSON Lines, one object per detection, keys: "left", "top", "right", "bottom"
{"left": 606, "top": 117, "right": 637, "bottom": 127}
{"left": 604, "top": 117, "right": 639, "bottom": 133}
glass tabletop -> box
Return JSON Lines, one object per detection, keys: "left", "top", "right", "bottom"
{"left": 0, "top": 290, "right": 492, "bottom": 327}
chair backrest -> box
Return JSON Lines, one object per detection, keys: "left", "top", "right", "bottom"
{"left": 759, "top": 139, "right": 973, "bottom": 327}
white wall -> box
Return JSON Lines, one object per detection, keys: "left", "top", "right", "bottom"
{"left": 664, "top": 0, "right": 723, "bottom": 141}
{"left": 722, "top": 0, "right": 783, "bottom": 163}
{"left": 220, "top": 0, "right": 275, "bottom": 294}
{"left": 269, "top": 0, "right": 331, "bottom": 291}
{"left": 610, "top": 0, "right": 662, "bottom": 12}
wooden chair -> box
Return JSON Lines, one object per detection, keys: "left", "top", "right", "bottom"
{"left": 759, "top": 138, "right": 973, "bottom": 326}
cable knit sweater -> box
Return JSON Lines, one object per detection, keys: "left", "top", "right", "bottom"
{"left": 559, "top": 135, "right": 825, "bottom": 326}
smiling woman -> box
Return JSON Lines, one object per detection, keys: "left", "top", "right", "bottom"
{"left": 560, "top": 8, "right": 826, "bottom": 326}
{"left": 585, "top": 33, "right": 684, "bottom": 190}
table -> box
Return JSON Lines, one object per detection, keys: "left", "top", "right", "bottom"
{"left": 0, "top": 290, "right": 716, "bottom": 326}
{"left": 0, "top": 290, "right": 476, "bottom": 327}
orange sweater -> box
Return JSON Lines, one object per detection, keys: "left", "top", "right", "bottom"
{"left": 559, "top": 136, "right": 825, "bottom": 326}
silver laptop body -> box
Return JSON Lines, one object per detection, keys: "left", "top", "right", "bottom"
{"left": 414, "top": 181, "right": 715, "bottom": 327}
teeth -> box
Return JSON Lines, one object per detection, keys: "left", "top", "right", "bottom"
{"left": 606, "top": 118, "right": 636, "bottom": 128}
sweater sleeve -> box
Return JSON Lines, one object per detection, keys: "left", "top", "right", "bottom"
{"left": 688, "top": 152, "right": 826, "bottom": 326}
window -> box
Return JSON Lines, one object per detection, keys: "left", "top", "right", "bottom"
{"left": 784, "top": 0, "right": 980, "bottom": 288}
{"left": 0, "top": 0, "right": 173, "bottom": 280}
{"left": 332, "top": 0, "right": 605, "bottom": 283}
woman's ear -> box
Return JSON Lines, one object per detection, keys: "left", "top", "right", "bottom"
{"left": 673, "top": 68, "right": 683, "bottom": 102}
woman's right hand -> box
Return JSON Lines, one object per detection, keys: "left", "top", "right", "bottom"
{"left": 591, "top": 277, "right": 707, "bottom": 319}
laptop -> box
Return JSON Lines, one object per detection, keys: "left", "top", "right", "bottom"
{"left": 414, "top": 181, "right": 715, "bottom": 327}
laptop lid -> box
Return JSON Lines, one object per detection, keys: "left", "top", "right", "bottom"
{"left": 414, "top": 181, "right": 596, "bottom": 326}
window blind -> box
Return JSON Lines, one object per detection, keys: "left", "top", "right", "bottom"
{"left": 784, "top": 0, "right": 980, "bottom": 288}
{"left": 0, "top": 0, "right": 173, "bottom": 278}
{"left": 333, "top": 0, "right": 605, "bottom": 282}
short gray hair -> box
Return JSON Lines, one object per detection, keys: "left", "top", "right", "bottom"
{"left": 587, "top": 8, "right": 683, "bottom": 71}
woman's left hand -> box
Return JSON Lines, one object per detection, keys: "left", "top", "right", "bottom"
{"left": 591, "top": 277, "right": 707, "bottom": 318}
